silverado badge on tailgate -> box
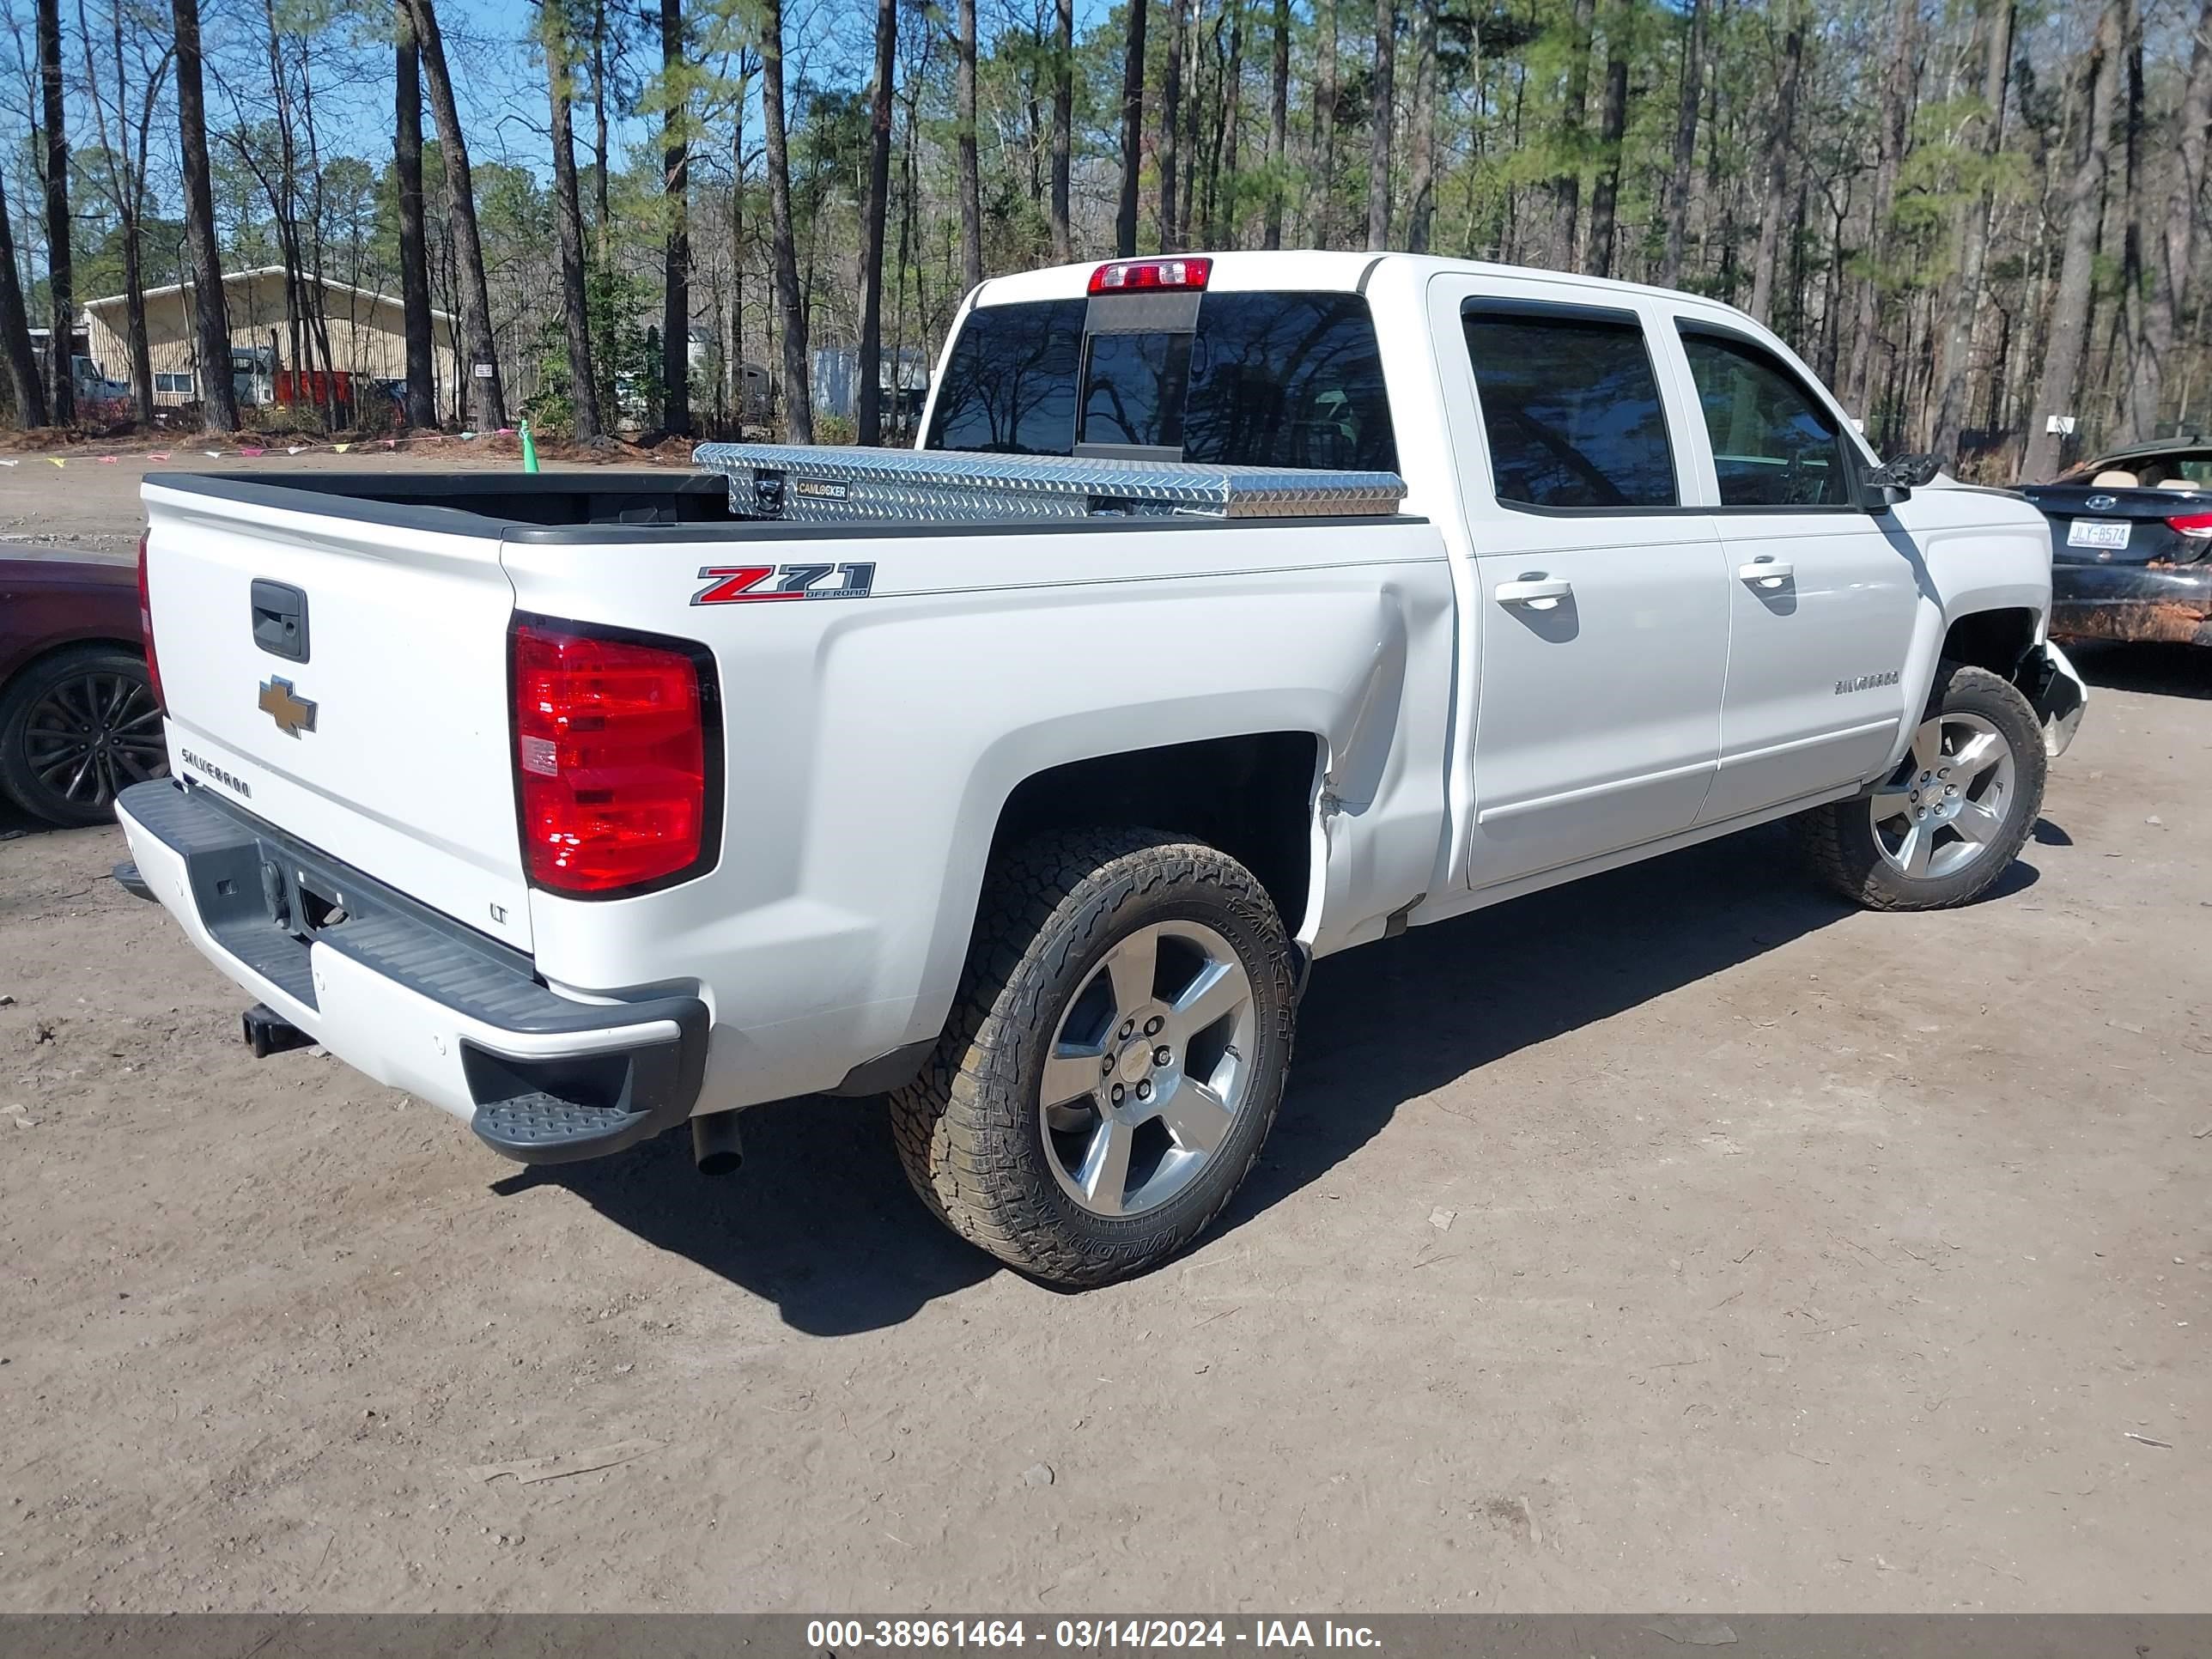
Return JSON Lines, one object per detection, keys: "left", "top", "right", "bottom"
{"left": 257, "top": 676, "right": 319, "bottom": 738}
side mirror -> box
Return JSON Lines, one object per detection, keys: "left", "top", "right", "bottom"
{"left": 1863, "top": 452, "right": 1944, "bottom": 495}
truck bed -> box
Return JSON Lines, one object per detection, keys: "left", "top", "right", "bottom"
{"left": 149, "top": 447, "right": 1411, "bottom": 542}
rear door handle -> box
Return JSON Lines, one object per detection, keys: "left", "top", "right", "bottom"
{"left": 1737, "top": 558, "right": 1795, "bottom": 586}
{"left": 1494, "top": 576, "right": 1574, "bottom": 607}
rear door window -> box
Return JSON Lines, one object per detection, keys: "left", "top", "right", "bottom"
{"left": 925, "top": 298, "right": 1085, "bottom": 454}
{"left": 1678, "top": 327, "right": 1854, "bottom": 507}
{"left": 1462, "top": 307, "right": 1679, "bottom": 509}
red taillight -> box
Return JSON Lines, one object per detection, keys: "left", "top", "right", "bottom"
{"left": 136, "top": 531, "right": 165, "bottom": 713}
{"left": 2166, "top": 511, "right": 2212, "bottom": 540}
{"left": 1088, "top": 257, "right": 1212, "bottom": 295}
{"left": 510, "top": 618, "right": 717, "bottom": 896}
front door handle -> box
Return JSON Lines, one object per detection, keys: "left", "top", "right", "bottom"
{"left": 1737, "top": 558, "right": 1795, "bottom": 586}
{"left": 1495, "top": 576, "right": 1574, "bottom": 608}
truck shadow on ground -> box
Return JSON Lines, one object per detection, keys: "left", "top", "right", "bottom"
{"left": 514, "top": 823, "right": 2041, "bottom": 1336}
{"left": 2065, "top": 639, "right": 2211, "bottom": 700}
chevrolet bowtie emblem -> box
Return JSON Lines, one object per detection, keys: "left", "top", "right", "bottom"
{"left": 258, "top": 676, "right": 318, "bottom": 738}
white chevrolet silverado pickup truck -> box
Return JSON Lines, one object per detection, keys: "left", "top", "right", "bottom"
{"left": 114, "top": 252, "right": 2087, "bottom": 1287}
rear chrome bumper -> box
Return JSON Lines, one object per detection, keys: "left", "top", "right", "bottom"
{"left": 2050, "top": 561, "right": 2212, "bottom": 649}
{"left": 113, "top": 779, "right": 708, "bottom": 1164}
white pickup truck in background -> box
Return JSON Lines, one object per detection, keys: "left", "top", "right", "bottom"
{"left": 115, "top": 251, "right": 2086, "bottom": 1288}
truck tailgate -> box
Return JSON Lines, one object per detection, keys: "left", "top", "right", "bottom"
{"left": 142, "top": 480, "right": 532, "bottom": 951}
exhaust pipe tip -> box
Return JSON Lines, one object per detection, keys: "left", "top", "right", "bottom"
{"left": 690, "top": 1109, "right": 744, "bottom": 1177}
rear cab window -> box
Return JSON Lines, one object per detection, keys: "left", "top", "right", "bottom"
{"left": 926, "top": 289, "right": 1397, "bottom": 472}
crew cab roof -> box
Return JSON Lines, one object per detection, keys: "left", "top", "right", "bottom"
{"left": 966, "top": 250, "right": 1765, "bottom": 319}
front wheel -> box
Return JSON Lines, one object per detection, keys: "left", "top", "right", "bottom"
{"left": 1794, "top": 660, "right": 2046, "bottom": 911}
{"left": 890, "top": 830, "right": 1297, "bottom": 1288}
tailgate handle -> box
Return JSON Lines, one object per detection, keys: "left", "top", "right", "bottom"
{"left": 250, "top": 579, "right": 310, "bottom": 663}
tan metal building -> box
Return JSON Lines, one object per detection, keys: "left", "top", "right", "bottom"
{"left": 79, "top": 267, "right": 460, "bottom": 418}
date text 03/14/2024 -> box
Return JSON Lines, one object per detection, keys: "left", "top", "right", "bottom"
{"left": 804, "top": 1620, "right": 1382, "bottom": 1650}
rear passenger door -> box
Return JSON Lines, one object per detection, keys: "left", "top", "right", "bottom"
{"left": 1664, "top": 320, "right": 1923, "bottom": 824}
{"left": 1437, "top": 287, "right": 1730, "bottom": 889}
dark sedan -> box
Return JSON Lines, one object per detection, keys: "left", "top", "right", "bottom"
{"left": 0, "top": 551, "right": 167, "bottom": 827}
{"left": 2020, "top": 439, "right": 2212, "bottom": 647}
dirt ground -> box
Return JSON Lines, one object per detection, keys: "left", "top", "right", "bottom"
{"left": 0, "top": 459, "right": 2207, "bottom": 1613}
{"left": 0, "top": 445, "right": 643, "bottom": 562}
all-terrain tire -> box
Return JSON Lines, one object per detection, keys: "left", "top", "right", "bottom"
{"left": 890, "top": 829, "right": 1297, "bottom": 1288}
{"left": 1794, "top": 659, "right": 2046, "bottom": 911}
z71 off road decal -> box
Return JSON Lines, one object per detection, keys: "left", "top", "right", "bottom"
{"left": 690, "top": 562, "right": 877, "bottom": 605}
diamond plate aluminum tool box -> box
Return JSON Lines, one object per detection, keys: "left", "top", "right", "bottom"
{"left": 690, "top": 443, "right": 1407, "bottom": 524}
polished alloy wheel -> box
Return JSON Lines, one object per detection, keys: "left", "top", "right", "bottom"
{"left": 1039, "top": 920, "right": 1259, "bottom": 1218}
{"left": 1869, "top": 710, "right": 2016, "bottom": 882}
{"left": 22, "top": 669, "right": 167, "bottom": 812}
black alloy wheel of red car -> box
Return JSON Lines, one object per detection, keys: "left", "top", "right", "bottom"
{"left": 0, "top": 647, "right": 169, "bottom": 828}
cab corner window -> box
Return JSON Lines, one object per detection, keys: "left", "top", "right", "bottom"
{"left": 1462, "top": 307, "right": 1678, "bottom": 510}
{"left": 1180, "top": 292, "right": 1397, "bottom": 472}
{"left": 924, "top": 298, "right": 1085, "bottom": 455}
{"left": 1679, "top": 328, "right": 1852, "bottom": 507}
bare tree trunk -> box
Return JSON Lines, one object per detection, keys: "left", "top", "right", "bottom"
{"left": 957, "top": 0, "right": 983, "bottom": 288}
{"left": 2124, "top": 0, "right": 2210, "bottom": 441}
{"left": 1553, "top": 0, "right": 1596, "bottom": 267}
{"left": 1932, "top": 0, "right": 2014, "bottom": 464}
{"left": 2021, "top": 3, "right": 2120, "bottom": 481}
{"left": 1160, "top": 0, "right": 1188, "bottom": 249}
{"left": 76, "top": 0, "right": 161, "bottom": 422}
{"left": 859, "top": 0, "right": 896, "bottom": 442}
{"left": 172, "top": 0, "right": 236, "bottom": 430}
{"left": 1658, "top": 0, "right": 1706, "bottom": 286}
{"left": 1049, "top": 0, "right": 1074, "bottom": 260}
{"left": 1264, "top": 0, "right": 1288, "bottom": 246}
{"left": 1585, "top": 0, "right": 1629, "bottom": 277}
{"left": 1841, "top": 0, "right": 1919, "bottom": 419}
{"left": 592, "top": 0, "right": 611, "bottom": 263}
{"left": 395, "top": 22, "right": 439, "bottom": 427}
{"left": 1365, "top": 0, "right": 1395, "bottom": 249}
{"left": 763, "top": 0, "right": 811, "bottom": 441}
{"left": 544, "top": 0, "right": 602, "bottom": 439}
{"left": 1116, "top": 0, "right": 1148, "bottom": 255}
{"left": 660, "top": 0, "right": 690, "bottom": 435}
{"left": 1314, "top": 0, "right": 1339, "bottom": 246}
{"left": 1747, "top": 0, "right": 1801, "bottom": 323}
{"left": 37, "top": 0, "right": 73, "bottom": 422}
{"left": 1405, "top": 0, "right": 1437, "bottom": 251}
{"left": 0, "top": 167, "right": 46, "bottom": 426}
{"left": 403, "top": 0, "right": 507, "bottom": 428}
{"left": 1214, "top": 0, "right": 1243, "bottom": 246}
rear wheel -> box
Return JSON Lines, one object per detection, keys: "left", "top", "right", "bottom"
{"left": 0, "top": 647, "right": 167, "bottom": 829}
{"left": 890, "top": 830, "right": 1297, "bottom": 1288}
{"left": 1795, "top": 661, "right": 2045, "bottom": 911}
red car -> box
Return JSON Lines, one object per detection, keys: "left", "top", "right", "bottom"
{"left": 0, "top": 552, "right": 167, "bottom": 827}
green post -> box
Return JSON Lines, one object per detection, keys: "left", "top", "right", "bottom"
{"left": 520, "top": 418, "right": 541, "bottom": 473}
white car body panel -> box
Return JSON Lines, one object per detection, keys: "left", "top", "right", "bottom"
{"left": 131, "top": 251, "right": 2077, "bottom": 1131}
